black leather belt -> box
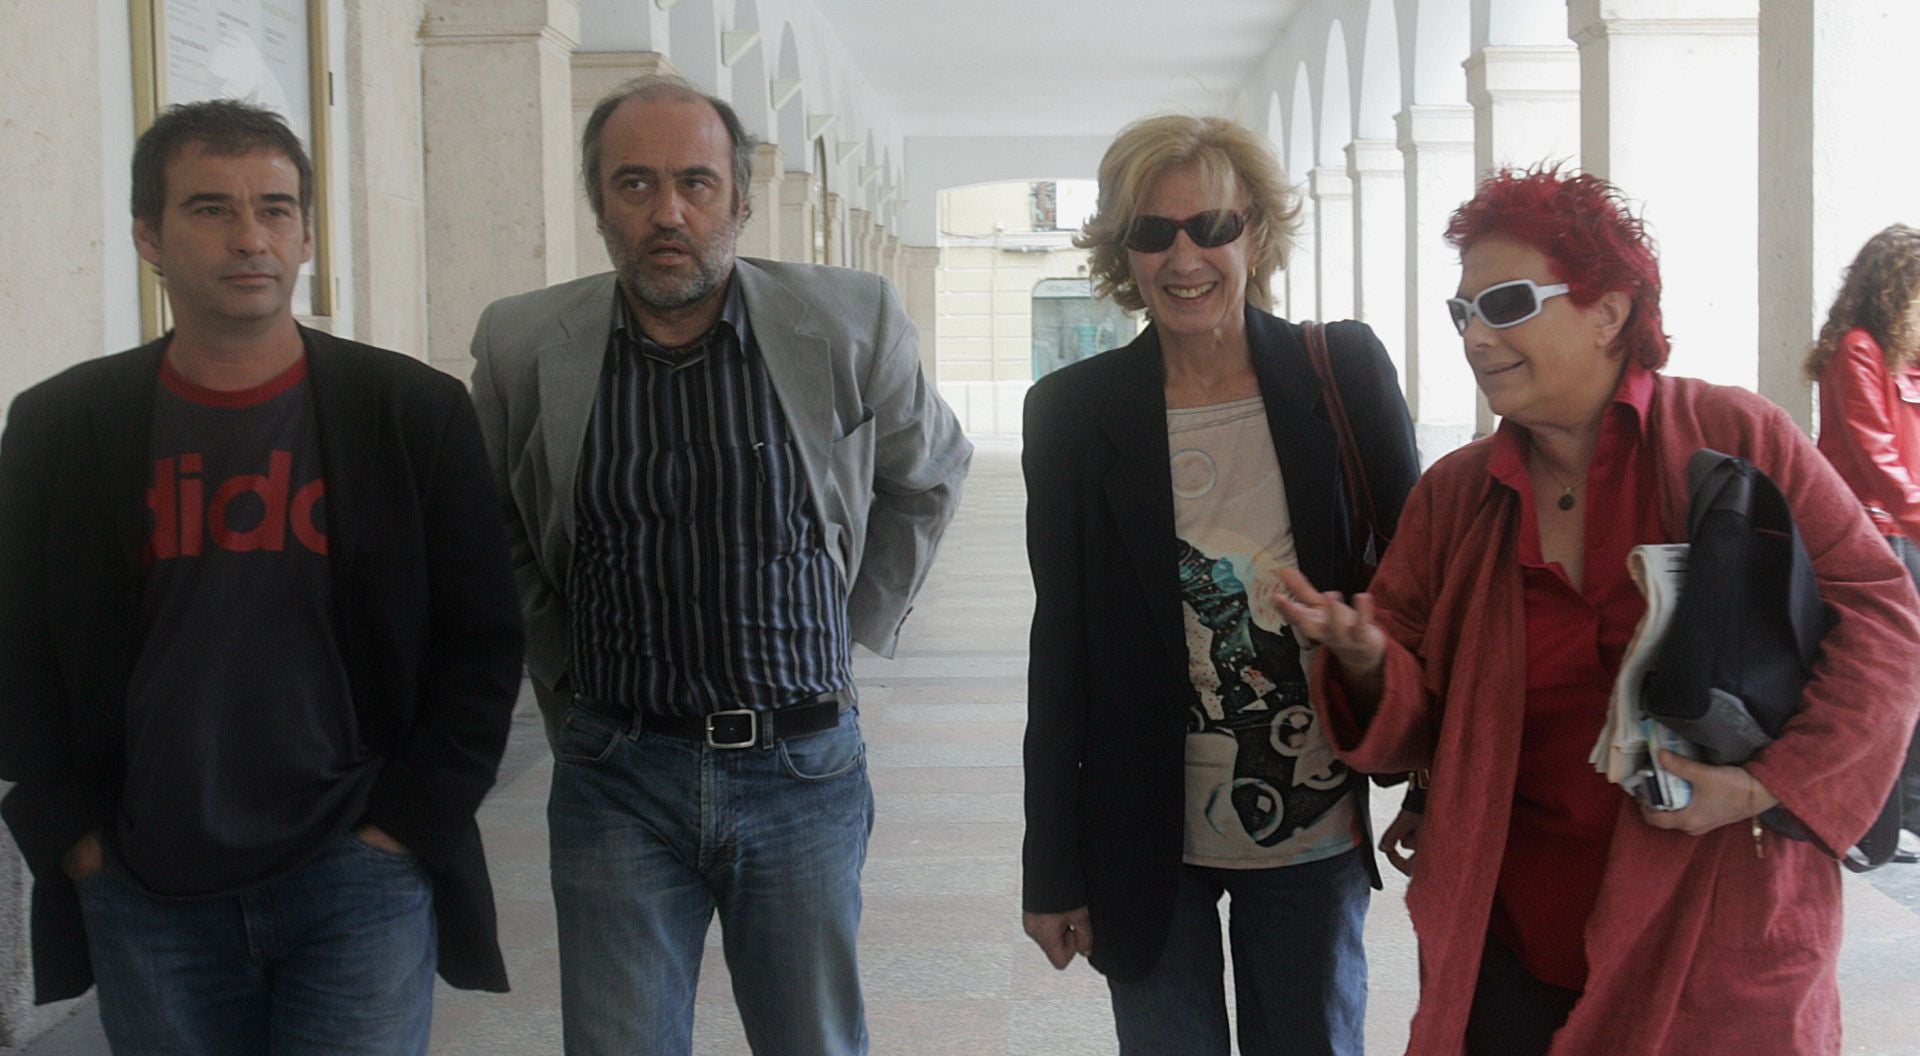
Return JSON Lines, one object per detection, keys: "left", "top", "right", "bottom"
{"left": 578, "top": 691, "right": 852, "bottom": 750}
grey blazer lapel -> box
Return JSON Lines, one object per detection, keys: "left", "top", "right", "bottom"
{"left": 537, "top": 275, "right": 616, "bottom": 545}
{"left": 734, "top": 262, "right": 835, "bottom": 506}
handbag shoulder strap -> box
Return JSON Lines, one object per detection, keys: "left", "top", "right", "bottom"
{"left": 1302, "top": 321, "right": 1382, "bottom": 563}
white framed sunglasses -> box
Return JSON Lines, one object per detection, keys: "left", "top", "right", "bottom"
{"left": 1445, "top": 279, "right": 1571, "bottom": 334}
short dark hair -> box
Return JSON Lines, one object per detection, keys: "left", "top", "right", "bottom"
{"left": 132, "top": 99, "right": 314, "bottom": 228}
{"left": 580, "top": 76, "right": 755, "bottom": 222}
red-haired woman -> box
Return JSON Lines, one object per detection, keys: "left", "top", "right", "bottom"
{"left": 1807, "top": 224, "right": 1920, "bottom": 860}
{"left": 1276, "top": 169, "right": 1920, "bottom": 1056}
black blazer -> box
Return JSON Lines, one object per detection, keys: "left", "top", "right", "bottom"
{"left": 1020, "top": 305, "right": 1420, "bottom": 983}
{"left": 0, "top": 328, "right": 526, "bottom": 1002}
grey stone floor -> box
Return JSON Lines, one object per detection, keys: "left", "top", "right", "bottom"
{"left": 15, "top": 440, "right": 1920, "bottom": 1054}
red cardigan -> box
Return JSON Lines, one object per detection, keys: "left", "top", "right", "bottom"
{"left": 1816, "top": 327, "right": 1920, "bottom": 540}
{"left": 1316, "top": 375, "right": 1920, "bottom": 1055}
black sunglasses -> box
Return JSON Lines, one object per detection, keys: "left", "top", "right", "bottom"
{"left": 1123, "top": 210, "right": 1247, "bottom": 253}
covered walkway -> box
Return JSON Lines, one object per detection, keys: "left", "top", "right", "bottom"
{"left": 18, "top": 442, "right": 1920, "bottom": 1054}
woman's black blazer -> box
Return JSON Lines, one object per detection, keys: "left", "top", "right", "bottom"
{"left": 1021, "top": 304, "right": 1420, "bottom": 982}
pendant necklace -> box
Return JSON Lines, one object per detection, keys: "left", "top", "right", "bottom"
{"left": 1535, "top": 456, "right": 1583, "bottom": 511}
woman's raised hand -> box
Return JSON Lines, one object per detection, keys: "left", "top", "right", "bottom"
{"left": 1273, "top": 566, "right": 1387, "bottom": 679}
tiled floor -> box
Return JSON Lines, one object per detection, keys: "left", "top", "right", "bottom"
{"left": 16, "top": 439, "right": 1920, "bottom": 1054}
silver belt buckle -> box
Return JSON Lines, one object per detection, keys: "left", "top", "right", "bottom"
{"left": 706, "top": 708, "right": 758, "bottom": 749}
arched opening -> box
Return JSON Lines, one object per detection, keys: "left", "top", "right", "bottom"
{"left": 1319, "top": 21, "right": 1354, "bottom": 165}
{"left": 666, "top": 0, "right": 720, "bottom": 92}
{"left": 1357, "top": 0, "right": 1402, "bottom": 140}
{"left": 726, "top": 0, "right": 769, "bottom": 140}
{"left": 774, "top": 25, "right": 804, "bottom": 157}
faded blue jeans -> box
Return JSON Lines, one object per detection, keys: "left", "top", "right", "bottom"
{"left": 76, "top": 832, "right": 437, "bottom": 1055}
{"left": 548, "top": 700, "right": 873, "bottom": 1056}
{"left": 1107, "top": 847, "right": 1371, "bottom": 1056}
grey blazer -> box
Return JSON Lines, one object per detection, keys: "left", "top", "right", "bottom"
{"left": 470, "top": 258, "right": 971, "bottom": 697}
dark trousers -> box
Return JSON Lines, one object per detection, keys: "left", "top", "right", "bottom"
{"left": 1463, "top": 933, "right": 1580, "bottom": 1056}
{"left": 1891, "top": 535, "right": 1920, "bottom": 834}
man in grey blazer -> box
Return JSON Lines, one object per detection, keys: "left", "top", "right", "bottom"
{"left": 470, "top": 76, "right": 969, "bottom": 1056}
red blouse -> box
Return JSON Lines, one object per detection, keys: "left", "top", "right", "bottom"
{"left": 1482, "top": 362, "right": 1662, "bottom": 991}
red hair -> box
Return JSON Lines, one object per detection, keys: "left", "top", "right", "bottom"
{"left": 1444, "top": 166, "right": 1670, "bottom": 370}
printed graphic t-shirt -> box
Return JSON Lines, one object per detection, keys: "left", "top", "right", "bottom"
{"left": 115, "top": 355, "right": 378, "bottom": 897}
{"left": 1169, "top": 397, "right": 1360, "bottom": 869}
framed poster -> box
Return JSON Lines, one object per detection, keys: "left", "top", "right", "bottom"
{"left": 131, "top": 0, "right": 334, "bottom": 340}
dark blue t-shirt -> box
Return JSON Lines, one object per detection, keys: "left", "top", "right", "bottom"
{"left": 114, "top": 354, "right": 377, "bottom": 897}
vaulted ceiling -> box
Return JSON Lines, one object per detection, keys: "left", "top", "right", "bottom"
{"left": 808, "top": 0, "right": 1309, "bottom": 137}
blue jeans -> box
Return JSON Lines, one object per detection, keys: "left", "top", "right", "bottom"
{"left": 76, "top": 832, "right": 437, "bottom": 1056}
{"left": 1107, "top": 848, "right": 1370, "bottom": 1056}
{"left": 548, "top": 702, "right": 873, "bottom": 1056}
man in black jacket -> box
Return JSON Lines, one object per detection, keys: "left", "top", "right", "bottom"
{"left": 0, "top": 100, "right": 524, "bottom": 1054}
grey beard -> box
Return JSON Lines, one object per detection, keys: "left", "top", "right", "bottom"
{"left": 610, "top": 226, "right": 738, "bottom": 313}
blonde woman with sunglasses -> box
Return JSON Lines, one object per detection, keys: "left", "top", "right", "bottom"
{"left": 1018, "top": 114, "right": 1419, "bottom": 1056}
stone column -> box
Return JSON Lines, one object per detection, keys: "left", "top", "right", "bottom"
{"left": 344, "top": 0, "right": 433, "bottom": 356}
{"left": 848, "top": 207, "right": 873, "bottom": 272}
{"left": 865, "top": 219, "right": 886, "bottom": 277}
{"left": 779, "top": 171, "right": 817, "bottom": 263}
{"left": 1, "top": 2, "right": 107, "bottom": 405}
{"left": 1310, "top": 167, "right": 1355, "bottom": 322}
{"left": 1285, "top": 205, "right": 1318, "bottom": 324}
{"left": 1, "top": 8, "right": 106, "bottom": 1045}
{"left": 738, "top": 142, "right": 783, "bottom": 261}
{"left": 1347, "top": 139, "right": 1408, "bottom": 382}
{"left": 1572, "top": 0, "right": 1758, "bottom": 389}
{"left": 825, "top": 192, "right": 846, "bottom": 267}
{"left": 1398, "top": 104, "right": 1478, "bottom": 456}
{"left": 899, "top": 245, "right": 942, "bottom": 381}
{"left": 1465, "top": 45, "right": 1581, "bottom": 177}
{"left": 570, "top": 50, "right": 677, "bottom": 278}
{"left": 880, "top": 232, "right": 901, "bottom": 288}
{"left": 1757, "top": 0, "right": 1920, "bottom": 428}
{"left": 422, "top": 0, "right": 580, "bottom": 375}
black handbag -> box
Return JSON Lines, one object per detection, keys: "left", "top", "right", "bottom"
{"left": 1641, "top": 448, "right": 1903, "bottom": 870}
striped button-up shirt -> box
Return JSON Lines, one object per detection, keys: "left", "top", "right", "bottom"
{"left": 570, "top": 278, "right": 852, "bottom": 717}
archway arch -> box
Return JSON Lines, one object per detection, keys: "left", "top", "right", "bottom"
{"left": 667, "top": 0, "right": 721, "bottom": 93}
{"left": 1478, "top": 0, "right": 1569, "bottom": 49}
{"left": 1409, "top": 0, "right": 1471, "bottom": 104}
{"left": 1286, "top": 62, "right": 1315, "bottom": 180}
{"left": 773, "top": 24, "right": 806, "bottom": 164}
{"left": 726, "top": 0, "right": 768, "bottom": 141}
{"left": 1356, "top": 0, "right": 1402, "bottom": 140}
{"left": 1285, "top": 62, "right": 1317, "bottom": 319}
{"left": 1318, "top": 20, "right": 1353, "bottom": 163}
{"left": 577, "top": 0, "right": 665, "bottom": 50}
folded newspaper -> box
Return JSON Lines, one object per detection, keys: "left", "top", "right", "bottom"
{"left": 1591, "top": 543, "right": 1700, "bottom": 809}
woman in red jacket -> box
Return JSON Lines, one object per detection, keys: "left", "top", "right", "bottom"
{"left": 1276, "top": 168, "right": 1920, "bottom": 1055}
{"left": 1806, "top": 223, "right": 1920, "bottom": 859}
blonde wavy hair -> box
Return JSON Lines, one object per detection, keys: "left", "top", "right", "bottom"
{"left": 1077, "top": 114, "right": 1301, "bottom": 314}
{"left": 1805, "top": 223, "right": 1920, "bottom": 379}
